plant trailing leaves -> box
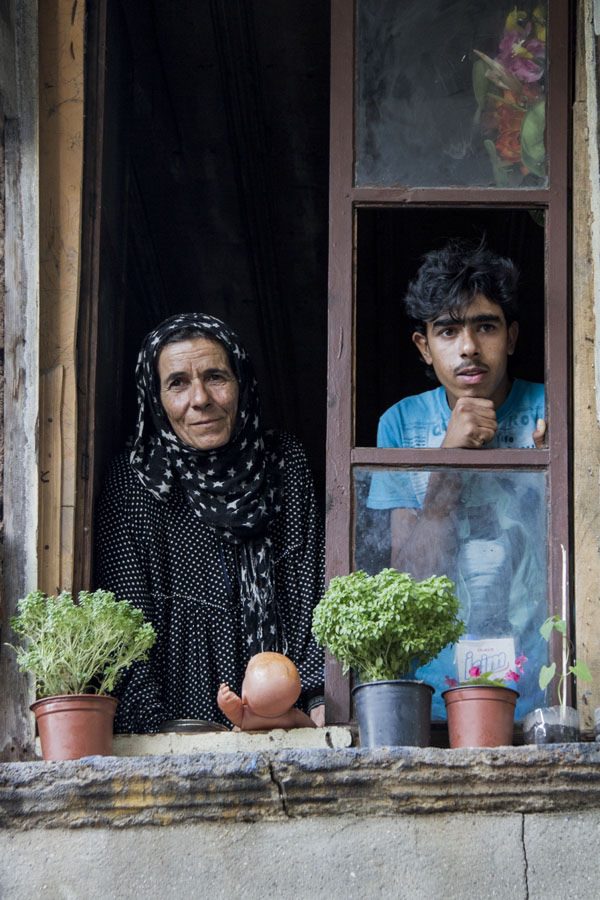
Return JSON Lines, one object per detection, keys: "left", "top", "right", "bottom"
{"left": 8, "top": 589, "right": 157, "bottom": 697}
{"left": 537, "top": 615, "right": 593, "bottom": 706}
{"left": 311, "top": 569, "right": 465, "bottom": 683}
{"left": 538, "top": 662, "right": 556, "bottom": 692}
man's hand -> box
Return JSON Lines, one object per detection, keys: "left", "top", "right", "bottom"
{"left": 442, "top": 397, "right": 498, "bottom": 448}
{"left": 533, "top": 417, "right": 547, "bottom": 448}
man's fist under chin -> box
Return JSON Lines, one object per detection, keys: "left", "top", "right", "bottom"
{"left": 442, "top": 397, "right": 498, "bottom": 449}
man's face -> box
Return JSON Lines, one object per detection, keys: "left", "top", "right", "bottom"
{"left": 412, "top": 294, "right": 519, "bottom": 410}
{"left": 157, "top": 337, "right": 239, "bottom": 450}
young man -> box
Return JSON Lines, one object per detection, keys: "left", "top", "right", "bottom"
{"left": 368, "top": 239, "right": 547, "bottom": 719}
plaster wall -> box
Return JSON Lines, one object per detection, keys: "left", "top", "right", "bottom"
{"left": 3, "top": 812, "right": 599, "bottom": 900}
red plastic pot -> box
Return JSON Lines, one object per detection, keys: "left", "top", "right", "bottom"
{"left": 31, "top": 694, "right": 118, "bottom": 760}
{"left": 442, "top": 685, "right": 518, "bottom": 748}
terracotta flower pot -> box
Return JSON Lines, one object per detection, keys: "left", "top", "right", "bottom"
{"left": 442, "top": 685, "right": 518, "bottom": 748}
{"left": 31, "top": 694, "right": 119, "bottom": 761}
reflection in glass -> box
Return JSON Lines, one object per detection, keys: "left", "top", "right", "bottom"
{"left": 355, "top": 0, "right": 548, "bottom": 188}
{"left": 355, "top": 467, "right": 548, "bottom": 720}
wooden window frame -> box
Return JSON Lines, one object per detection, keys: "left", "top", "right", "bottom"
{"left": 325, "top": 0, "right": 572, "bottom": 723}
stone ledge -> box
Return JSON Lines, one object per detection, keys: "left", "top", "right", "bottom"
{"left": 3, "top": 743, "right": 600, "bottom": 830}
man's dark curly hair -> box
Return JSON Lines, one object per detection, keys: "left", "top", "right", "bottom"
{"left": 404, "top": 238, "right": 520, "bottom": 335}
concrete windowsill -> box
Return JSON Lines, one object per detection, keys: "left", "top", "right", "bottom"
{"left": 34, "top": 726, "right": 355, "bottom": 759}
{"left": 3, "top": 741, "right": 600, "bottom": 830}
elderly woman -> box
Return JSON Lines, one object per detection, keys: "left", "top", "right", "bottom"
{"left": 95, "top": 313, "right": 324, "bottom": 732}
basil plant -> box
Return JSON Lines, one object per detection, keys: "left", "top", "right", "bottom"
{"left": 312, "top": 569, "right": 465, "bottom": 683}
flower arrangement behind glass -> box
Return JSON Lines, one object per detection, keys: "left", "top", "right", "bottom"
{"left": 445, "top": 653, "right": 527, "bottom": 689}
{"left": 473, "top": 5, "right": 546, "bottom": 187}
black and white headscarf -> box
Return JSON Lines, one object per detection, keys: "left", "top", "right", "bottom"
{"left": 130, "top": 313, "right": 285, "bottom": 654}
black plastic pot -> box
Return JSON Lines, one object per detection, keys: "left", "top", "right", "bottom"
{"left": 352, "top": 679, "right": 434, "bottom": 748}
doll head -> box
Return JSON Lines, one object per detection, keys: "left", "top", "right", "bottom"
{"left": 241, "top": 652, "right": 302, "bottom": 717}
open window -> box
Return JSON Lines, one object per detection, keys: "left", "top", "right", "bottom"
{"left": 325, "top": 0, "right": 571, "bottom": 724}
{"left": 74, "top": 0, "right": 331, "bottom": 589}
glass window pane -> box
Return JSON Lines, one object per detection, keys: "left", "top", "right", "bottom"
{"left": 354, "top": 467, "right": 548, "bottom": 721}
{"left": 355, "top": 0, "right": 548, "bottom": 188}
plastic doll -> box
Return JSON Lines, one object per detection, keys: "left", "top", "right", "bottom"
{"left": 217, "top": 652, "right": 316, "bottom": 730}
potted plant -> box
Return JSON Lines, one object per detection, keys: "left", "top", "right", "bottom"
{"left": 311, "top": 569, "right": 465, "bottom": 748}
{"left": 522, "top": 616, "right": 592, "bottom": 744}
{"left": 8, "top": 589, "right": 156, "bottom": 760}
{"left": 442, "top": 655, "right": 526, "bottom": 748}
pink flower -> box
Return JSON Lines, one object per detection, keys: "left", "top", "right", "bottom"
{"left": 468, "top": 666, "right": 481, "bottom": 678}
{"left": 496, "top": 27, "right": 545, "bottom": 83}
{"left": 444, "top": 676, "right": 459, "bottom": 688}
{"left": 515, "top": 653, "right": 528, "bottom": 673}
{"left": 506, "top": 669, "right": 520, "bottom": 683}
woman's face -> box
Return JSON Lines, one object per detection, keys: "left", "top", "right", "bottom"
{"left": 157, "top": 337, "right": 239, "bottom": 450}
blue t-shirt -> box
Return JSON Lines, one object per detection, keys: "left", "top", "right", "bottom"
{"left": 369, "top": 378, "right": 545, "bottom": 510}
{"left": 367, "top": 379, "right": 546, "bottom": 720}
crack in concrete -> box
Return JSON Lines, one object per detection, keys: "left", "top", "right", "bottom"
{"left": 521, "top": 813, "right": 530, "bottom": 899}
{"left": 268, "top": 761, "right": 290, "bottom": 818}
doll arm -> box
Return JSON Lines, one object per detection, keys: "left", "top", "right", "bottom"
{"left": 217, "top": 683, "right": 244, "bottom": 727}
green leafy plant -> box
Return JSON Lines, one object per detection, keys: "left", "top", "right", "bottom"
{"left": 538, "top": 616, "right": 592, "bottom": 706}
{"left": 311, "top": 569, "right": 465, "bottom": 683}
{"left": 8, "top": 589, "right": 156, "bottom": 698}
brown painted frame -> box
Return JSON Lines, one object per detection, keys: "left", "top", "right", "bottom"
{"left": 325, "top": 0, "right": 572, "bottom": 723}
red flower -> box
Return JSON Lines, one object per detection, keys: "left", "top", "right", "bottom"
{"left": 492, "top": 92, "right": 527, "bottom": 163}
{"left": 468, "top": 665, "right": 481, "bottom": 678}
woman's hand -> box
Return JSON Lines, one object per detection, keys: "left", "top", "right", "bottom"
{"left": 309, "top": 703, "right": 325, "bottom": 727}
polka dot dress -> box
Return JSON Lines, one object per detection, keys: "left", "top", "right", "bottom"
{"left": 95, "top": 432, "right": 325, "bottom": 733}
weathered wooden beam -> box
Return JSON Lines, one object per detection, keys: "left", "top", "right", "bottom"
{"left": 38, "top": 0, "right": 85, "bottom": 595}
{"left": 0, "top": 0, "right": 39, "bottom": 761}
{"left": 573, "top": 0, "right": 600, "bottom": 732}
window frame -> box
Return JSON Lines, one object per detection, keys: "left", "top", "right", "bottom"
{"left": 325, "top": 0, "right": 572, "bottom": 723}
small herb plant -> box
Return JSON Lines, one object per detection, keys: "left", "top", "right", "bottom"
{"left": 9, "top": 589, "right": 157, "bottom": 698}
{"left": 444, "top": 654, "right": 526, "bottom": 689}
{"left": 311, "top": 569, "right": 465, "bottom": 683}
{"left": 538, "top": 616, "right": 592, "bottom": 706}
